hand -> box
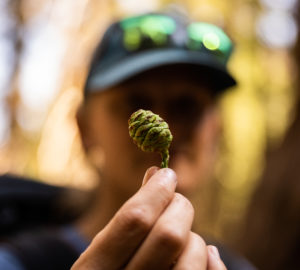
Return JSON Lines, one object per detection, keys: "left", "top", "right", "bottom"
{"left": 71, "top": 167, "right": 227, "bottom": 270}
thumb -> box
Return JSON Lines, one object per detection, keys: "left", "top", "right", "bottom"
{"left": 142, "top": 166, "right": 159, "bottom": 186}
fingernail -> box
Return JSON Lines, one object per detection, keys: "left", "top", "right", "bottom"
{"left": 208, "top": 245, "right": 220, "bottom": 259}
{"left": 142, "top": 166, "right": 159, "bottom": 186}
{"left": 156, "top": 168, "right": 177, "bottom": 184}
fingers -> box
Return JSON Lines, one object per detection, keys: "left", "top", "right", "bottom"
{"left": 173, "top": 232, "right": 207, "bottom": 270}
{"left": 207, "top": 245, "right": 227, "bottom": 270}
{"left": 72, "top": 167, "right": 177, "bottom": 270}
{"left": 125, "top": 193, "right": 194, "bottom": 270}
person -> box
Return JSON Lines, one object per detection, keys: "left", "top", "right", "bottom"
{"left": 0, "top": 13, "right": 256, "bottom": 270}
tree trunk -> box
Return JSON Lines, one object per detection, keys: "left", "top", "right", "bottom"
{"left": 237, "top": 7, "right": 300, "bottom": 270}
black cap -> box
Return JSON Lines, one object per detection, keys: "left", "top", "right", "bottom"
{"left": 85, "top": 13, "right": 236, "bottom": 93}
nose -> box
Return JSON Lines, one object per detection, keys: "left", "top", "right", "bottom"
{"left": 152, "top": 94, "right": 205, "bottom": 145}
{"left": 169, "top": 120, "right": 195, "bottom": 145}
{"left": 154, "top": 109, "right": 196, "bottom": 148}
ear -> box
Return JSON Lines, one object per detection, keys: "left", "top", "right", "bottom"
{"left": 203, "top": 106, "right": 221, "bottom": 140}
{"left": 76, "top": 104, "right": 106, "bottom": 170}
{"left": 76, "top": 104, "right": 92, "bottom": 152}
{"left": 194, "top": 105, "right": 222, "bottom": 174}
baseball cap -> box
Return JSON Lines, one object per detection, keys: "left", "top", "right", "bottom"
{"left": 85, "top": 13, "right": 236, "bottom": 93}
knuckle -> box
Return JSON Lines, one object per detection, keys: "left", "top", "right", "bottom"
{"left": 174, "top": 193, "right": 194, "bottom": 215}
{"left": 156, "top": 226, "right": 186, "bottom": 252}
{"left": 191, "top": 232, "right": 206, "bottom": 249}
{"left": 117, "top": 206, "right": 152, "bottom": 233}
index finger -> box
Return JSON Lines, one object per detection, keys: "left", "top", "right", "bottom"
{"left": 74, "top": 168, "right": 177, "bottom": 269}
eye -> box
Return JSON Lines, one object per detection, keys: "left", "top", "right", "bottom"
{"left": 127, "top": 93, "right": 153, "bottom": 113}
{"left": 167, "top": 95, "right": 203, "bottom": 122}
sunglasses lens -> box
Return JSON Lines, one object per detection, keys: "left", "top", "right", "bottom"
{"left": 121, "top": 15, "right": 176, "bottom": 50}
{"left": 120, "top": 15, "right": 233, "bottom": 64}
{"left": 187, "top": 23, "right": 232, "bottom": 61}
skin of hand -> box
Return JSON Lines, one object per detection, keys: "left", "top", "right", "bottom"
{"left": 71, "top": 167, "right": 227, "bottom": 270}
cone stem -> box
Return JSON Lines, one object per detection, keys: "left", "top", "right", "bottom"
{"left": 160, "top": 150, "right": 169, "bottom": 168}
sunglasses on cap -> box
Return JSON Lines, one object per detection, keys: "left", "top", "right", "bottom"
{"left": 85, "top": 13, "right": 236, "bottom": 93}
{"left": 120, "top": 14, "right": 233, "bottom": 65}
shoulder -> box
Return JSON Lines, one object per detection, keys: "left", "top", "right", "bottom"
{"left": 0, "top": 247, "right": 25, "bottom": 270}
{"left": 0, "top": 174, "right": 88, "bottom": 236}
{"left": 205, "top": 239, "right": 257, "bottom": 270}
{"left": 217, "top": 244, "right": 257, "bottom": 270}
{"left": 1, "top": 226, "right": 85, "bottom": 270}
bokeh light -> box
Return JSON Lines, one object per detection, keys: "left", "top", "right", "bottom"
{"left": 260, "top": 0, "right": 298, "bottom": 10}
{"left": 0, "top": 0, "right": 17, "bottom": 146}
{"left": 18, "top": 25, "right": 66, "bottom": 111}
{"left": 256, "top": 10, "right": 298, "bottom": 48}
{"left": 116, "top": 0, "right": 161, "bottom": 14}
{"left": 0, "top": 101, "right": 10, "bottom": 147}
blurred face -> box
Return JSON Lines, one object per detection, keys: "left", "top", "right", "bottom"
{"left": 80, "top": 68, "right": 221, "bottom": 198}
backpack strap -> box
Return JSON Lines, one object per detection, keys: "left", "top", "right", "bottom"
{"left": 4, "top": 228, "right": 80, "bottom": 270}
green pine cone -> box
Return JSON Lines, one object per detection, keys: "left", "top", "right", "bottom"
{"left": 128, "top": 109, "right": 173, "bottom": 168}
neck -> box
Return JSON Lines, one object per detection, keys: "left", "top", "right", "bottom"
{"left": 75, "top": 180, "right": 127, "bottom": 242}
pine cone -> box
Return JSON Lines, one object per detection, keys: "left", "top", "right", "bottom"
{"left": 128, "top": 109, "right": 173, "bottom": 168}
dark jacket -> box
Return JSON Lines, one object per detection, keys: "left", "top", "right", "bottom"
{"left": 0, "top": 175, "right": 257, "bottom": 270}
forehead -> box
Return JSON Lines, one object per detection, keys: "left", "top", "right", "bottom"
{"left": 85, "top": 64, "right": 216, "bottom": 105}
{"left": 119, "top": 65, "right": 213, "bottom": 95}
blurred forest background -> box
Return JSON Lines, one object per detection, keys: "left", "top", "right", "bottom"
{"left": 0, "top": 0, "right": 299, "bottom": 269}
